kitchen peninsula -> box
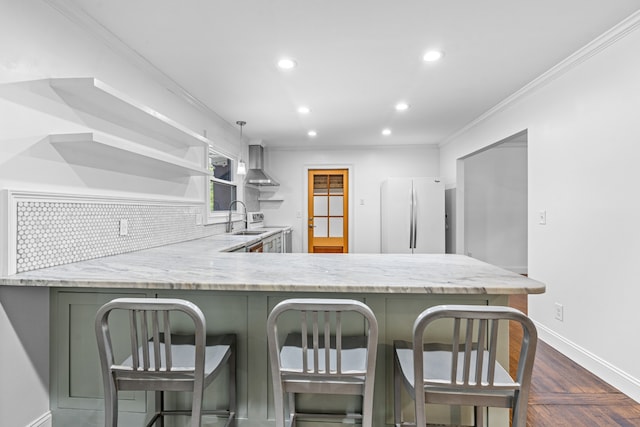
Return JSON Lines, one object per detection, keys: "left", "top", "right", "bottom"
{"left": 0, "top": 235, "right": 544, "bottom": 427}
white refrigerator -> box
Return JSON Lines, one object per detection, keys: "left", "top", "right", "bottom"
{"left": 380, "top": 177, "right": 445, "bottom": 253}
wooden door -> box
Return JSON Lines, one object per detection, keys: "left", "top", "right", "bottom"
{"left": 307, "top": 169, "right": 348, "bottom": 253}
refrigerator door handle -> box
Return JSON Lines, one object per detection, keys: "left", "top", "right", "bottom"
{"left": 409, "top": 186, "right": 414, "bottom": 249}
{"left": 412, "top": 186, "right": 418, "bottom": 249}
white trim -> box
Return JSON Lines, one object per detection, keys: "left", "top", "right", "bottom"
{"left": 454, "top": 159, "right": 465, "bottom": 255}
{"left": 3, "top": 190, "right": 18, "bottom": 276}
{"left": 439, "top": 10, "right": 640, "bottom": 147}
{"left": 535, "top": 321, "right": 640, "bottom": 403}
{"left": 2, "top": 184, "right": 204, "bottom": 205}
{"left": 302, "top": 165, "right": 355, "bottom": 253}
{"left": 7, "top": 189, "right": 204, "bottom": 206}
{"left": 0, "top": 190, "right": 8, "bottom": 276}
{"left": 27, "top": 412, "right": 52, "bottom": 427}
{"left": 268, "top": 142, "right": 439, "bottom": 151}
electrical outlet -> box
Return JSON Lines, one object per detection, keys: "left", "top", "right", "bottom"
{"left": 554, "top": 303, "right": 563, "bottom": 321}
{"left": 119, "top": 219, "right": 129, "bottom": 236}
{"left": 195, "top": 214, "right": 203, "bottom": 225}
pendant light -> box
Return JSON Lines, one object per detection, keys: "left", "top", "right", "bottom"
{"left": 236, "top": 120, "right": 247, "bottom": 175}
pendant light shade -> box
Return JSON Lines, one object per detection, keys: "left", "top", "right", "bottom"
{"left": 237, "top": 159, "right": 247, "bottom": 175}
{"left": 236, "top": 120, "right": 247, "bottom": 175}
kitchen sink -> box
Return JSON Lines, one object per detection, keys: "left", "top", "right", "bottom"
{"left": 232, "top": 230, "right": 265, "bottom": 236}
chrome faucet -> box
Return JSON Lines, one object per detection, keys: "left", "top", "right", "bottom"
{"left": 227, "top": 200, "right": 247, "bottom": 233}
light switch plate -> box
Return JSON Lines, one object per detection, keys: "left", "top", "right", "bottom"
{"left": 538, "top": 210, "right": 547, "bottom": 225}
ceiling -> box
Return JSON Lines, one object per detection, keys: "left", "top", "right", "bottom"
{"left": 60, "top": 0, "right": 639, "bottom": 148}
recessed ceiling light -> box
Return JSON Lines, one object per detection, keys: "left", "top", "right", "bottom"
{"left": 423, "top": 50, "right": 444, "bottom": 62}
{"left": 382, "top": 128, "right": 392, "bottom": 136}
{"left": 395, "top": 102, "right": 410, "bottom": 111}
{"left": 277, "top": 58, "right": 297, "bottom": 69}
{"left": 308, "top": 130, "right": 317, "bottom": 137}
{"left": 298, "top": 106, "right": 311, "bottom": 114}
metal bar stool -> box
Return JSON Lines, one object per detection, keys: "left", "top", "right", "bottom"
{"left": 267, "top": 298, "right": 378, "bottom": 427}
{"left": 394, "top": 305, "right": 537, "bottom": 427}
{"left": 95, "top": 297, "right": 236, "bottom": 427}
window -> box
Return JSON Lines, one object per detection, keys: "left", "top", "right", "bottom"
{"left": 209, "top": 151, "right": 237, "bottom": 213}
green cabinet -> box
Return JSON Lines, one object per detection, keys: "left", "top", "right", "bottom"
{"left": 50, "top": 288, "right": 506, "bottom": 426}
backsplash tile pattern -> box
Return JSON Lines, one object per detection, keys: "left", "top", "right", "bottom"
{"left": 15, "top": 200, "right": 214, "bottom": 273}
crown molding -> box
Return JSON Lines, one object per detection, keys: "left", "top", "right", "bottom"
{"left": 268, "top": 142, "right": 439, "bottom": 152}
{"left": 439, "top": 9, "right": 640, "bottom": 148}
{"left": 42, "top": 0, "right": 227, "bottom": 124}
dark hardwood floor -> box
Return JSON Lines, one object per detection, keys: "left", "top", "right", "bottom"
{"left": 509, "top": 295, "right": 640, "bottom": 426}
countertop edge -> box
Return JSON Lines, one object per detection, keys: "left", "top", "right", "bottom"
{"left": 0, "top": 277, "right": 546, "bottom": 295}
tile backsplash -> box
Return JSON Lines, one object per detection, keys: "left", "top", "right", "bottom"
{"left": 15, "top": 199, "right": 216, "bottom": 273}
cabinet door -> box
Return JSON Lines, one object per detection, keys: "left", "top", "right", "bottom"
{"left": 263, "top": 237, "right": 273, "bottom": 252}
{"left": 52, "top": 290, "right": 148, "bottom": 412}
{"left": 275, "top": 233, "right": 282, "bottom": 252}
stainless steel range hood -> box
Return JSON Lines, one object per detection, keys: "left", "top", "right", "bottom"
{"left": 246, "top": 145, "right": 279, "bottom": 186}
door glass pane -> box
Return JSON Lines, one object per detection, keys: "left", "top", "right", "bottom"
{"left": 313, "top": 175, "right": 328, "bottom": 195}
{"left": 314, "top": 196, "right": 328, "bottom": 216}
{"left": 329, "top": 196, "right": 343, "bottom": 216}
{"left": 329, "top": 218, "right": 343, "bottom": 237}
{"left": 314, "top": 217, "right": 328, "bottom": 237}
{"left": 329, "top": 175, "right": 344, "bottom": 195}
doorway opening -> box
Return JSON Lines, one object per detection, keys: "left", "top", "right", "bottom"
{"left": 456, "top": 130, "right": 528, "bottom": 274}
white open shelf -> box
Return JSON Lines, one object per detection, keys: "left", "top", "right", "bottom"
{"left": 48, "top": 132, "right": 211, "bottom": 176}
{"left": 49, "top": 78, "right": 211, "bottom": 149}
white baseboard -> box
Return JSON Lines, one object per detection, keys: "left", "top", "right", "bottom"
{"left": 27, "top": 412, "right": 52, "bottom": 427}
{"left": 535, "top": 321, "right": 640, "bottom": 403}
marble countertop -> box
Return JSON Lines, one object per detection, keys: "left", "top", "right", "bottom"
{"left": 0, "top": 232, "right": 545, "bottom": 295}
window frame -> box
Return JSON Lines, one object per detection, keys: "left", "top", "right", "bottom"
{"left": 206, "top": 148, "right": 242, "bottom": 225}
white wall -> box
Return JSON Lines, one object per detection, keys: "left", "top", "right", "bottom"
{"left": 263, "top": 145, "right": 440, "bottom": 253}
{"left": 0, "top": 1, "right": 242, "bottom": 425}
{"left": 463, "top": 141, "right": 528, "bottom": 273}
{"left": 440, "top": 13, "right": 640, "bottom": 400}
